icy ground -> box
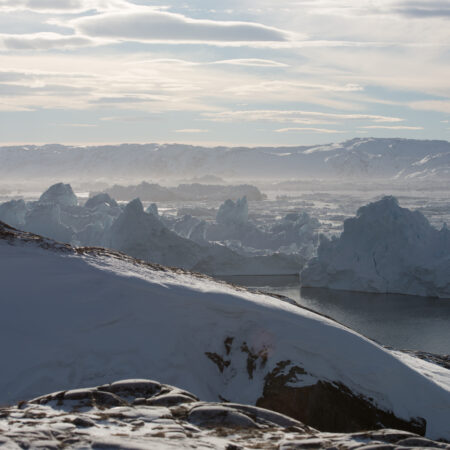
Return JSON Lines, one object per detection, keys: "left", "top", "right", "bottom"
{"left": 1, "top": 379, "right": 449, "bottom": 450}
{"left": 1, "top": 222, "right": 450, "bottom": 440}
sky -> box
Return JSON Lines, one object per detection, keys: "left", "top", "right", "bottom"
{"left": 0, "top": 0, "right": 449, "bottom": 146}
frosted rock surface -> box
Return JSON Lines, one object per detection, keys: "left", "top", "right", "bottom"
{"left": 3, "top": 379, "right": 446, "bottom": 449}
{"left": 301, "top": 196, "right": 450, "bottom": 298}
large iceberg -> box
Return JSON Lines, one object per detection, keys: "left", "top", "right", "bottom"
{"left": 39, "top": 182, "right": 78, "bottom": 207}
{"left": 301, "top": 196, "right": 450, "bottom": 298}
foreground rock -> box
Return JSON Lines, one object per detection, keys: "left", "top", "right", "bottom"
{"left": 1, "top": 379, "right": 448, "bottom": 450}
{"left": 1, "top": 221, "right": 450, "bottom": 441}
{"left": 301, "top": 196, "right": 450, "bottom": 298}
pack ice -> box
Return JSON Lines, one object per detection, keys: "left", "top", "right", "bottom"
{"left": 0, "top": 184, "right": 301, "bottom": 275}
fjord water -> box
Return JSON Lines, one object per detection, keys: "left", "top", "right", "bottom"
{"left": 218, "top": 275, "right": 450, "bottom": 355}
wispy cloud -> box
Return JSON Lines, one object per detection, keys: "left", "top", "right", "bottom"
{"left": 204, "top": 109, "right": 404, "bottom": 124}
{"left": 0, "top": 0, "right": 131, "bottom": 13}
{"left": 275, "top": 127, "right": 344, "bottom": 133}
{"left": 211, "top": 58, "right": 289, "bottom": 67}
{"left": 360, "top": 125, "right": 424, "bottom": 130}
{"left": 174, "top": 128, "right": 209, "bottom": 133}
{"left": 0, "top": 33, "right": 94, "bottom": 50}
{"left": 55, "top": 122, "right": 97, "bottom": 127}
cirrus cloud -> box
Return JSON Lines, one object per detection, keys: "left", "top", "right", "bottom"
{"left": 204, "top": 109, "right": 404, "bottom": 124}
{"left": 275, "top": 127, "right": 344, "bottom": 134}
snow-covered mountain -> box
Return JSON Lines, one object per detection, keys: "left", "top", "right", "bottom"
{"left": 1, "top": 221, "right": 450, "bottom": 440}
{"left": 2, "top": 379, "right": 448, "bottom": 450}
{"left": 1, "top": 138, "right": 449, "bottom": 182}
{"left": 301, "top": 196, "right": 450, "bottom": 298}
{"left": 394, "top": 151, "right": 450, "bottom": 181}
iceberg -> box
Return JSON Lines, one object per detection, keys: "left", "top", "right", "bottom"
{"left": 301, "top": 196, "right": 450, "bottom": 298}
{"left": 39, "top": 182, "right": 78, "bottom": 207}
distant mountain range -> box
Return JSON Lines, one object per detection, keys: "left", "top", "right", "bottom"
{"left": 0, "top": 138, "right": 449, "bottom": 182}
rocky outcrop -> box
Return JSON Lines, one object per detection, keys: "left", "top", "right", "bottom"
{"left": 257, "top": 361, "right": 425, "bottom": 434}
{"left": 206, "top": 337, "right": 426, "bottom": 436}
{"left": 1, "top": 379, "right": 447, "bottom": 450}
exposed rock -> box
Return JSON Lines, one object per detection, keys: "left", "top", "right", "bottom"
{"left": 257, "top": 361, "right": 426, "bottom": 435}
{"left": 2, "top": 379, "right": 447, "bottom": 450}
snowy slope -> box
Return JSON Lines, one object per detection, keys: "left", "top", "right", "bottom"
{"left": 1, "top": 222, "right": 450, "bottom": 440}
{"left": 0, "top": 138, "right": 449, "bottom": 181}
{"left": 301, "top": 196, "right": 450, "bottom": 298}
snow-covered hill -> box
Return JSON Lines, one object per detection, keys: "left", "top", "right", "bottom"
{"left": 301, "top": 196, "right": 450, "bottom": 298}
{"left": 1, "top": 221, "right": 450, "bottom": 440}
{"left": 0, "top": 138, "right": 449, "bottom": 182}
{"left": 1, "top": 379, "right": 448, "bottom": 450}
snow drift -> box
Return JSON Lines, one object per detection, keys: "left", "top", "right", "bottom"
{"left": 301, "top": 196, "right": 450, "bottom": 298}
{"left": 1, "top": 221, "right": 450, "bottom": 440}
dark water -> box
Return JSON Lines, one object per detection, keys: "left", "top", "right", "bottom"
{"left": 217, "top": 275, "right": 450, "bottom": 354}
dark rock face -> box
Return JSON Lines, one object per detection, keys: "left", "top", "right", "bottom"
{"left": 257, "top": 361, "right": 426, "bottom": 435}
{"left": 1, "top": 379, "right": 447, "bottom": 450}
